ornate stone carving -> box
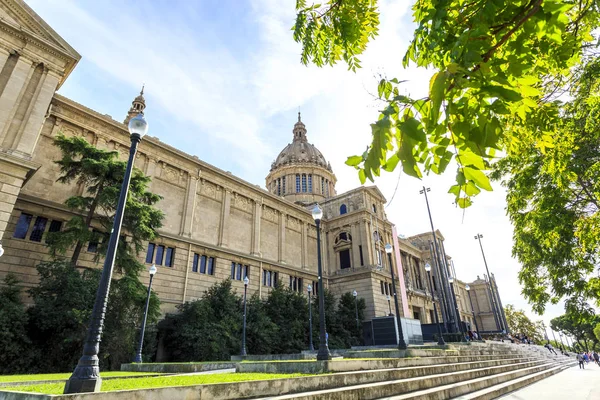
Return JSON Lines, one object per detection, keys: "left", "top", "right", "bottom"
{"left": 233, "top": 192, "right": 251, "bottom": 212}
{"left": 200, "top": 179, "right": 217, "bottom": 198}
{"left": 262, "top": 205, "right": 278, "bottom": 223}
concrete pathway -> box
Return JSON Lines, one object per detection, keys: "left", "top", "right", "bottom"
{"left": 498, "top": 365, "right": 600, "bottom": 400}
{"left": 170, "top": 368, "right": 236, "bottom": 376}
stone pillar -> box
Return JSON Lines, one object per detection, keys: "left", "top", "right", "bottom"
{"left": 251, "top": 199, "right": 262, "bottom": 256}
{"left": 351, "top": 222, "right": 361, "bottom": 268}
{"left": 359, "top": 219, "right": 373, "bottom": 265}
{"left": 0, "top": 57, "right": 34, "bottom": 140}
{"left": 180, "top": 171, "right": 199, "bottom": 237}
{"left": 0, "top": 153, "right": 38, "bottom": 239}
{"left": 278, "top": 212, "right": 286, "bottom": 263}
{"left": 218, "top": 188, "right": 231, "bottom": 247}
{"left": 301, "top": 221, "right": 307, "bottom": 268}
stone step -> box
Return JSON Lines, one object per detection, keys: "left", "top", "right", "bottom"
{"left": 451, "top": 362, "right": 576, "bottom": 400}
{"left": 376, "top": 361, "right": 572, "bottom": 400}
{"left": 253, "top": 360, "right": 553, "bottom": 400}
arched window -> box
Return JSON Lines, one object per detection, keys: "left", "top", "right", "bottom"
{"left": 334, "top": 232, "right": 352, "bottom": 269}
{"left": 296, "top": 174, "right": 300, "bottom": 193}
{"left": 340, "top": 204, "right": 347, "bottom": 215}
{"left": 308, "top": 174, "right": 312, "bottom": 192}
{"left": 302, "top": 174, "right": 307, "bottom": 192}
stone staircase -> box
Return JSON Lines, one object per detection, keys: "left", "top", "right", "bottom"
{"left": 252, "top": 342, "right": 575, "bottom": 400}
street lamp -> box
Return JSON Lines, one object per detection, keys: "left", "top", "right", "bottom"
{"left": 64, "top": 112, "right": 148, "bottom": 394}
{"left": 425, "top": 263, "right": 445, "bottom": 346}
{"left": 474, "top": 234, "right": 502, "bottom": 332}
{"left": 386, "top": 294, "right": 392, "bottom": 316}
{"left": 465, "top": 284, "right": 481, "bottom": 340}
{"left": 307, "top": 284, "right": 314, "bottom": 351}
{"left": 385, "top": 243, "right": 407, "bottom": 349}
{"left": 352, "top": 290, "right": 359, "bottom": 329}
{"left": 312, "top": 204, "right": 331, "bottom": 360}
{"left": 542, "top": 321, "right": 550, "bottom": 345}
{"left": 241, "top": 276, "right": 249, "bottom": 357}
{"left": 448, "top": 276, "right": 465, "bottom": 340}
{"left": 133, "top": 264, "right": 157, "bottom": 363}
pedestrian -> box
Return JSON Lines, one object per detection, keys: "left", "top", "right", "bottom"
{"left": 584, "top": 353, "right": 589, "bottom": 364}
{"left": 577, "top": 353, "right": 585, "bottom": 369}
{"left": 593, "top": 351, "right": 599, "bottom": 366}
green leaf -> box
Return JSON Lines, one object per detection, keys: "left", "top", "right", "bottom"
{"left": 457, "top": 197, "right": 472, "bottom": 208}
{"left": 481, "top": 85, "right": 523, "bottom": 102}
{"left": 345, "top": 156, "right": 363, "bottom": 167}
{"left": 383, "top": 153, "right": 400, "bottom": 172}
{"left": 463, "top": 167, "right": 493, "bottom": 191}
{"left": 399, "top": 117, "right": 426, "bottom": 142}
{"left": 458, "top": 150, "right": 486, "bottom": 170}
{"left": 429, "top": 72, "right": 448, "bottom": 126}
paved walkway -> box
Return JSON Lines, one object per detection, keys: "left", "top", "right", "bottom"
{"left": 499, "top": 365, "right": 600, "bottom": 400}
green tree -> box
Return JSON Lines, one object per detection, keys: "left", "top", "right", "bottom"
{"left": 293, "top": 0, "right": 599, "bottom": 207}
{"left": 160, "top": 280, "right": 241, "bottom": 361}
{"left": 504, "top": 304, "right": 543, "bottom": 342}
{"left": 494, "top": 57, "right": 600, "bottom": 312}
{"left": 0, "top": 274, "right": 34, "bottom": 374}
{"left": 551, "top": 297, "right": 600, "bottom": 351}
{"left": 246, "top": 293, "right": 279, "bottom": 355}
{"left": 593, "top": 322, "right": 600, "bottom": 343}
{"left": 48, "top": 134, "right": 163, "bottom": 274}
{"left": 264, "top": 284, "right": 309, "bottom": 354}
{"left": 335, "top": 292, "right": 366, "bottom": 347}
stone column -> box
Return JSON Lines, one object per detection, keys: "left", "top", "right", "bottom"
{"left": 351, "top": 222, "right": 361, "bottom": 268}
{"left": 301, "top": 221, "right": 307, "bottom": 268}
{"left": 251, "top": 199, "right": 262, "bottom": 256}
{"left": 0, "top": 57, "right": 34, "bottom": 140}
{"left": 359, "top": 219, "right": 372, "bottom": 265}
{"left": 218, "top": 188, "right": 231, "bottom": 248}
{"left": 180, "top": 171, "right": 199, "bottom": 237}
{"left": 0, "top": 153, "right": 38, "bottom": 239}
{"left": 278, "top": 211, "right": 286, "bottom": 263}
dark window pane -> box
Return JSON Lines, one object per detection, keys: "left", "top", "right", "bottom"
{"left": 156, "top": 245, "right": 165, "bottom": 265}
{"left": 29, "top": 216, "right": 48, "bottom": 242}
{"left": 146, "top": 243, "right": 155, "bottom": 263}
{"left": 359, "top": 245, "right": 364, "bottom": 266}
{"left": 192, "top": 253, "right": 199, "bottom": 272}
{"left": 88, "top": 230, "right": 101, "bottom": 253}
{"left": 208, "top": 257, "right": 215, "bottom": 275}
{"left": 381, "top": 281, "right": 385, "bottom": 294}
{"left": 13, "top": 213, "right": 32, "bottom": 239}
{"left": 340, "top": 204, "right": 347, "bottom": 215}
{"left": 298, "top": 278, "right": 303, "bottom": 292}
{"left": 274, "top": 272, "right": 278, "bottom": 287}
{"left": 244, "top": 265, "right": 250, "bottom": 278}
{"left": 289, "top": 275, "right": 293, "bottom": 289}
{"left": 48, "top": 220, "right": 62, "bottom": 233}
{"left": 165, "top": 247, "right": 174, "bottom": 267}
{"left": 339, "top": 249, "right": 351, "bottom": 269}
{"left": 200, "top": 255, "right": 207, "bottom": 274}
{"left": 236, "top": 263, "right": 242, "bottom": 280}
{"left": 231, "top": 262, "right": 236, "bottom": 279}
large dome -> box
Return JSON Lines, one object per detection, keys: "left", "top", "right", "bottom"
{"left": 270, "top": 115, "right": 332, "bottom": 172}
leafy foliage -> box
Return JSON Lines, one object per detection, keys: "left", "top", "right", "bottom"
{"left": 48, "top": 134, "right": 163, "bottom": 274}
{"left": 294, "top": 0, "right": 600, "bottom": 207}
{"left": 494, "top": 56, "right": 600, "bottom": 312}
{"left": 550, "top": 297, "right": 600, "bottom": 351}
{"left": 0, "top": 274, "right": 33, "bottom": 374}
{"left": 503, "top": 304, "right": 543, "bottom": 342}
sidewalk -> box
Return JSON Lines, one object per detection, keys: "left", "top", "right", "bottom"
{"left": 499, "top": 364, "right": 600, "bottom": 399}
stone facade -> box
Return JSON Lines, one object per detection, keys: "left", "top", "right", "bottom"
{"left": 0, "top": 0, "right": 507, "bottom": 332}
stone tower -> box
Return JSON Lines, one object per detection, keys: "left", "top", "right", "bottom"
{"left": 265, "top": 113, "right": 336, "bottom": 205}
{"left": 123, "top": 85, "right": 146, "bottom": 125}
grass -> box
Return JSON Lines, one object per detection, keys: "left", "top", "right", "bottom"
{"left": 2, "top": 372, "right": 313, "bottom": 395}
{"left": 0, "top": 371, "right": 159, "bottom": 383}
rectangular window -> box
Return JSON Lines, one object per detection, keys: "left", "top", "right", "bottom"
{"left": 207, "top": 257, "right": 215, "bottom": 275}
{"left": 277, "top": 178, "right": 281, "bottom": 196}
{"left": 381, "top": 281, "right": 385, "bottom": 295}
{"left": 29, "top": 216, "right": 48, "bottom": 242}
{"left": 302, "top": 174, "right": 307, "bottom": 192}
{"left": 298, "top": 278, "right": 303, "bottom": 292}
{"left": 192, "top": 253, "right": 199, "bottom": 272}
{"left": 308, "top": 174, "right": 312, "bottom": 192}
{"left": 200, "top": 255, "right": 207, "bottom": 273}
{"left": 156, "top": 245, "right": 165, "bottom": 265}
{"left": 321, "top": 177, "right": 325, "bottom": 194}
{"left": 263, "top": 269, "right": 277, "bottom": 287}
{"left": 48, "top": 220, "right": 62, "bottom": 233}
{"left": 165, "top": 247, "right": 174, "bottom": 267}
{"left": 339, "top": 249, "right": 351, "bottom": 269}
{"left": 388, "top": 283, "right": 393, "bottom": 296}
{"left": 296, "top": 174, "right": 300, "bottom": 193}
{"left": 87, "top": 230, "right": 101, "bottom": 253}
{"left": 359, "top": 245, "right": 364, "bottom": 266}
{"left": 312, "top": 280, "right": 319, "bottom": 296}
{"left": 146, "top": 243, "right": 155, "bottom": 263}
{"left": 384, "top": 281, "right": 389, "bottom": 295}
{"left": 236, "top": 263, "right": 242, "bottom": 280}
{"left": 13, "top": 213, "right": 32, "bottom": 239}
{"left": 231, "top": 262, "right": 236, "bottom": 279}
{"left": 282, "top": 176, "right": 286, "bottom": 194}
{"left": 325, "top": 180, "right": 329, "bottom": 196}
{"left": 243, "top": 265, "right": 250, "bottom": 278}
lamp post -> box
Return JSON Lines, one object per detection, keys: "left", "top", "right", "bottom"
{"left": 241, "top": 276, "right": 249, "bottom": 357}
{"left": 474, "top": 234, "right": 502, "bottom": 332}
{"left": 542, "top": 321, "right": 550, "bottom": 345}
{"left": 550, "top": 329, "right": 561, "bottom": 351}
{"left": 425, "top": 263, "right": 445, "bottom": 346}
{"left": 386, "top": 294, "right": 392, "bottom": 316}
{"left": 448, "top": 276, "right": 465, "bottom": 340}
{"left": 558, "top": 331, "right": 566, "bottom": 351}
{"left": 465, "top": 285, "right": 481, "bottom": 340}
{"left": 312, "top": 204, "right": 331, "bottom": 360}
{"left": 352, "top": 290, "right": 359, "bottom": 329}
{"left": 64, "top": 113, "right": 148, "bottom": 394}
{"left": 385, "top": 243, "right": 407, "bottom": 349}
{"left": 133, "top": 264, "right": 157, "bottom": 363}
{"left": 307, "top": 284, "right": 314, "bottom": 351}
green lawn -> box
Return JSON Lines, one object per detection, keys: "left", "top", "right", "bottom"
{"left": 0, "top": 371, "right": 161, "bottom": 383}
{"left": 2, "top": 372, "right": 312, "bottom": 395}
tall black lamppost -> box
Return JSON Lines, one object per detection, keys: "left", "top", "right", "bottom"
{"left": 385, "top": 243, "right": 407, "bottom": 349}
{"left": 550, "top": 329, "right": 561, "bottom": 350}
{"left": 241, "top": 276, "right": 249, "bottom": 357}
{"left": 465, "top": 284, "right": 481, "bottom": 339}
{"left": 558, "top": 331, "right": 566, "bottom": 351}
{"left": 474, "top": 233, "right": 502, "bottom": 332}
{"left": 133, "top": 264, "right": 157, "bottom": 363}
{"left": 386, "top": 294, "right": 392, "bottom": 316}
{"left": 64, "top": 113, "right": 149, "bottom": 394}
{"left": 425, "top": 263, "right": 445, "bottom": 345}
{"left": 312, "top": 204, "right": 331, "bottom": 360}
{"left": 352, "top": 290, "right": 359, "bottom": 329}
{"left": 542, "top": 321, "right": 550, "bottom": 345}
{"left": 448, "top": 276, "right": 465, "bottom": 340}
{"left": 307, "top": 284, "right": 314, "bottom": 351}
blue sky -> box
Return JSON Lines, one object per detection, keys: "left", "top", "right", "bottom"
{"left": 26, "top": 0, "right": 569, "bottom": 328}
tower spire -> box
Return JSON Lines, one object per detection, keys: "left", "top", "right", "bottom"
{"left": 293, "top": 111, "right": 307, "bottom": 142}
{"left": 124, "top": 85, "right": 146, "bottom": 125}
